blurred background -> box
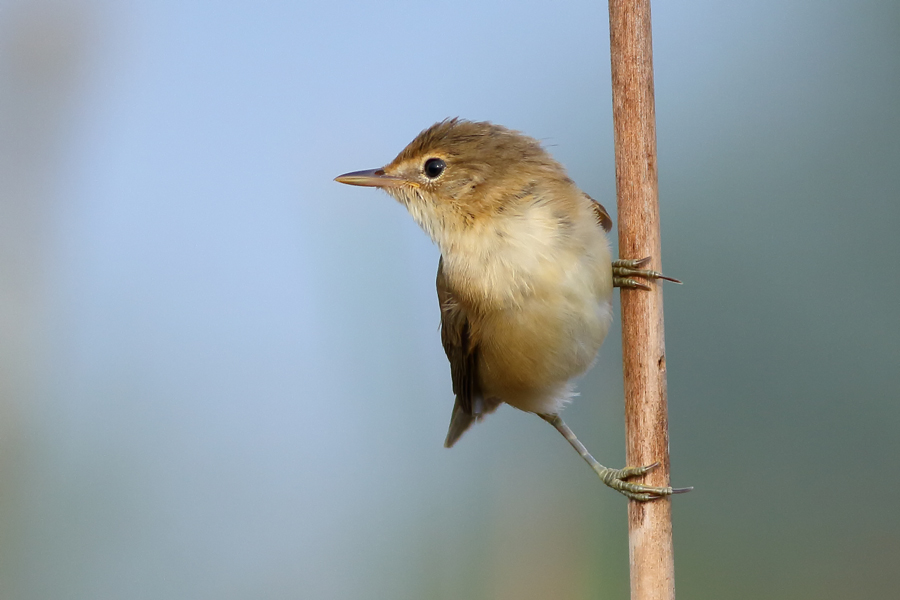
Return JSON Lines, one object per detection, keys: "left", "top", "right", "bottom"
{"left": 1, "top": 0, "right": 898, "bottom": 598}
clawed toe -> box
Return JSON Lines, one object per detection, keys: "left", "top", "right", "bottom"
{"left": 600, "top": 462, "right": 692, "bottom": 502}
{"left": 614, "top": 461, "right": 660, "bottom": 480}
{"left": 613, "top": 257, "right": 681, "bottom": 289}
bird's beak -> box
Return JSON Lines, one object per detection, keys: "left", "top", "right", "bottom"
{"left": 334, "top": 168, "right": 406, "bottom": 188}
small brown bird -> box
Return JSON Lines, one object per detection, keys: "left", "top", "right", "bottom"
{"left": 335, "top": 119, "right": 688, "bottom": 500}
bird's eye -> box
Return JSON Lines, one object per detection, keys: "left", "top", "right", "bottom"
{"left": 423, "top": 158, "right": 446, "bottom": 179}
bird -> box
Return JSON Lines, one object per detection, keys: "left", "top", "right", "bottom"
{"left": 335, "top": 118, "right": 689, "bottom": 500}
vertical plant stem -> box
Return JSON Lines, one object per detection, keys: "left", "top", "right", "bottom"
{"left": 608, "top": 1, "right": 677, "bottom": 599}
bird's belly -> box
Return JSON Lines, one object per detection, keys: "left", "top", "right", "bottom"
{"left": 444, "top": 208, "right": 613, "bottom": 415}
{"left": 477, "top": 292, "right": 613, "bottom": 415}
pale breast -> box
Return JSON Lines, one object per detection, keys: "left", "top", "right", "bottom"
{"left": 444, "top": 200, "right": 615, "bottom": 415}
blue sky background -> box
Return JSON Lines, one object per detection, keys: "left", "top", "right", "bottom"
{"left": 2, "top": 1, "right": 899, "bottom": 598}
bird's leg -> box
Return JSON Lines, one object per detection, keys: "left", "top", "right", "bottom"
{"left": 613, "top": 257, "right": 681, "bottom": 290}
{"left": 539, "top": 413, "right": 692, "bottom": 501}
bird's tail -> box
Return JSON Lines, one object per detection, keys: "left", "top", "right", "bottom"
{"left": 444, "top": 395, "right": 501, "bottom": 448}
{"left": 444, "top": 397, "right": 475, "bottom": 448}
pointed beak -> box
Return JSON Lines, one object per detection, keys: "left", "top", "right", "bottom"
{"left": 334, "top": 168, "right": 406, "bottom": 188}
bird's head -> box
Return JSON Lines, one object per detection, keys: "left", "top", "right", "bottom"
{"left": 335, "top": 119, "right": 570, "bottom": 247}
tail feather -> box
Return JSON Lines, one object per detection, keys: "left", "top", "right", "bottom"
{"left": 444, "top": 396, "right": 502, "bottom": 448}
{"left": 443, "top": 397, "right": 475, "bottom": 448}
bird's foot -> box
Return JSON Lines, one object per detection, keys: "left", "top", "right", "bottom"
{"left": 595, "top": 462, "right": 693, "bottom": 502}
{"left": 540, "top": 414, "right": 692, "bottom": 502}
{"left": 613, "top": 257, "right": 681, "bottom": 290}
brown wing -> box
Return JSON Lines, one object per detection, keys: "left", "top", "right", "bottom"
{"left": 584, "top": 192, "right": 613, "bottom": 232}
{"left": 436, "top": 258, "right": 482, "bottom": 448}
